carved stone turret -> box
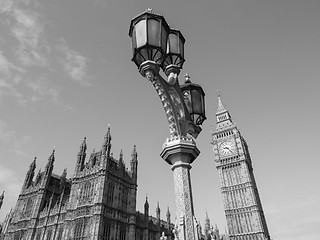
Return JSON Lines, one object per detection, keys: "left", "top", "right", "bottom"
{"left": 76, "top": 137, "right": 87, "bottom": 172}
{"left": 45, "top": 149, "right": 55, "bottom": 176}
{"left": 0, "top": 191, "right": 4, "bottom": 210}
{"left": 130, "top": 145, "right": 138, "bottom": 181}
{"left": 24, "top": 157, "right": 36, "bottom": 187}
{"left": 144, "top": 196, "right": 149, "bottom": 219}
{"left": 102, "top": 125, "right": 111, "bottom": 156}
{"left": 156, "top": 202, "right": 161, "bottom": 224}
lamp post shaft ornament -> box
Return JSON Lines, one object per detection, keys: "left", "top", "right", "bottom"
{"left": 129, "top": 9, "right": 206, "bottom": 240}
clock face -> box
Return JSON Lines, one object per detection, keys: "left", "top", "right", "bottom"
{"left": 219, "top": 139, "right": 236, "bottom": 156}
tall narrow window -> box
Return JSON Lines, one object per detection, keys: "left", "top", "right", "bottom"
{"left": 57, "top": 227, "right": 63, "bottom": 240}
{"left": 79, "top": 181, "right": 93, "bottom": 205}
{"left": 35, "top": 231, "right": 41, "bottom": 240}
{"left": 119, "top": 224, "right": 126, "bottom": 240}
{"left": 46, "top": 229, "right": 52, "bottom": 240}
{"left": 122, "top": 188, "right": 129, "bottom": 211}
{"left": 106, "top": 181, "right": 115, "bottom": 207}
{"left": 23, "top": 198, "right": 33, "bottom": 218}
{"left": 74, "top": 218, "right": 86, "bottom": 240}
{"left": 103, "top": 219, "right": 111, "bottom": 240}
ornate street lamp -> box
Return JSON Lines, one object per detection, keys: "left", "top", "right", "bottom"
{"left": 129, "top": 9, "right": 170, "bottom": 68}
{"left": 129, "top": 9, "right": 206, "bottom": 240}
{"left": 180, "top": 74, "right": 206, "bottom": 126}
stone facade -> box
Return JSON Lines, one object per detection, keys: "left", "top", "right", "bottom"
{"left": 1, "top": 126, "right": 173, "bottom": 240}
{"left": 211, "top": 96, "right": 270, "bottom": 240}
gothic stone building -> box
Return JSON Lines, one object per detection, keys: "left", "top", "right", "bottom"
{"left": 211, "top": 96, "right": 270, "bottom": 240}
{"left": 2, "top": 127, "right": 173, "bottom": 240}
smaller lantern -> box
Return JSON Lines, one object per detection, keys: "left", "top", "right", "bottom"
{"left": 129, "top": 9, "right": 170, "bottom": 68}
{"left": 180, "top": 73, "right": 206, "bottom": 125}
{"left": 162, "top": 29, "right": 186, "bottom": 75}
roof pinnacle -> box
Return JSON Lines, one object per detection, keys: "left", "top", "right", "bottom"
{"left": 217, "top": 91, "right": 227, "bottom": 114}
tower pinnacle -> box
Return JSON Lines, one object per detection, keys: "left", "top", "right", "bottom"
{"left": 215, "top": 94, "right": 234, "bottom": 130}
{"left": 217, "top": 91, "right": 227, "bottom": 114}
{"left": 102, "top": 124, "right": 112, "bottom": 155}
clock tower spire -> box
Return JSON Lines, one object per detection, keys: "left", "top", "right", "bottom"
{"left": 216, "top": 93, "right": 234, "bottom": 131}
{"left": 211, "top": 95, "right": 271, "bottom": 240}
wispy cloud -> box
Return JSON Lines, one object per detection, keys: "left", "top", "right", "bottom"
{"left": 57, "top": 39, "right": 90, "bottom": 86}
{"left": 28, "top": 77, "right": 59, "bottom": 103}
{"left": 0, "top": 51, "right": 26, "bottom": 103}
{"left": 11, "top": 5, "right": 49, "bottom": 67}
{"left": 0, "top": 0, "right": 91, "bottom": 108}
{"left": 0, "top": 120, "right": 32, "bottom": 157}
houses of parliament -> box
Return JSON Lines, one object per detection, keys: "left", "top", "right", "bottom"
{"left": 0, "top": 97, "right": 270, "bottom": 240}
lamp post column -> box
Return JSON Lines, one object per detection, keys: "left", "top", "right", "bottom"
{"left": 160, "top": 136, "right": 200, "bottom": 240}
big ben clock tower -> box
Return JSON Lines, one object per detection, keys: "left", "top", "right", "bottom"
{"left": 211, "top": 95, "right": 271, "bottom": 240}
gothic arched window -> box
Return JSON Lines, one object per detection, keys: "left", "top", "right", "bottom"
{"left": 102, "top": 219, "right": 111, "bottom": 240}
{"left": 46, "top": 229, "right": 52, "bottom": 240}
{"left": 74, "top": 218, "right": 87, "bottom": 240}
{"left": 106, "top": 181, "right": 115, "bottom": 207}
{"left": 79, "top": 181, "right": 93, "bottom": 204}
{"left": 119, "top": 224, "right": 126, "bottom": 240}
{"left": 122, "top": 188, "right": 129, "bottom": 211}
{"left": 23, "top": 198, "right": 33, "bottom": 218}
{"left": 57, "top": 227, "right": 63, "bottom": 240}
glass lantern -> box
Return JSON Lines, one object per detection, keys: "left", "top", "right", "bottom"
{"left": 162, "top": 28, "right": 186, "bottom": 74}
{"left": 129, "top": 9, "right": 170, "bottom": 68}
{"left": 180, "top": 74, "right": 206, "bottom": 125}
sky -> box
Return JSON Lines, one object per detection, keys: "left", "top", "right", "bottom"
{"left": 0, "top": 0, "right": 319, "bottom": 239}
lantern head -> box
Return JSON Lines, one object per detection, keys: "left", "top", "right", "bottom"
{"left": 180, "top": 74, "right": 206, "bottom": 125}
{"left": 129, "top": 9, "right": 170, "bottom": 68}
{"left": 162, "top": 29, "right": 186, "bottom": 76}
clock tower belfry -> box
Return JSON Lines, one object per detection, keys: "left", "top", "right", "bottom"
{"left": 211, "top": 95, "right": 271, "bottom": 240}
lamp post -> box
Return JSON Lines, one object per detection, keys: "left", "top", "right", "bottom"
{"left": 129, "top": 9, "right": 206, "bottom": 240}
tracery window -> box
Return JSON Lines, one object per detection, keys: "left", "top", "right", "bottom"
{"left": 121, "top": 188, "right": 128, "bottom": 211}
{"left": 102, "top": 220, "right": 111, "bottom": 240}
{"left": 13, "top": 230, "right": 25, "bottom": 240}
{"left": 23, "top": 198, "right": 33, "bottom": 218}
{"left": 35, "top": 231, "right": 41, "bottom": 240}
{"left": 57, "top": 227, "right": 64, "bottom": 240}
{"left": 79, "top": 181, "right": 93, "bottom": 205}
{"left": 46, "top": 229, "right": 52, "bottom": 240}
{"left": 119, "top": 224, "right": 126, "bottom": 240}
{"left": 106, "top": 181, "right": 115, "bottom": 207}
{"left": 73, "top": 218, "right": 87, "bottom": 240}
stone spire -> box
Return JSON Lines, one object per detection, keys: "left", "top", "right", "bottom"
{"left": 204, "top": 212, "right": 211, "bottom": 239}
{"left": 215, "top": 93, "right": 234, "bottom": 130}
{"left": 144, "top": 196, "right": 149, "bottom": 217}
{"left": 119, "top": 149, "right": 124, "bottom": 169}
{"left": 77, "top": 136, "right": 87, "bottom": 171}
{"left": 29, "top": 157, "right": 36, "bottom": 172}
{"left": 217, "top": 92, "right": 227, "bottom": 114}
{"left": 45, "top": 149, "right": 55, "bottom": 176}
{"left": 131, "top": 145, "right": 138, "bottom": 159}
{"left": 131, "top": 145, "right": 138, "bottom": 181}
{"left": 102, "top": 124, "right": 112, "bottom": 155}
{"left": 0, "top": 191, "right": 4, "bottom": 209}
{"left": 166, "top": 206, "right": 171, "bottom": 226}
{"left": 156, "top": 202, "right": 161, "bottom": 222}
{"left": 25, "top": 157, "right": 37, "bottom": 187}
{"left": 80, "top": 136, "right": 87, "bottom": 152}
